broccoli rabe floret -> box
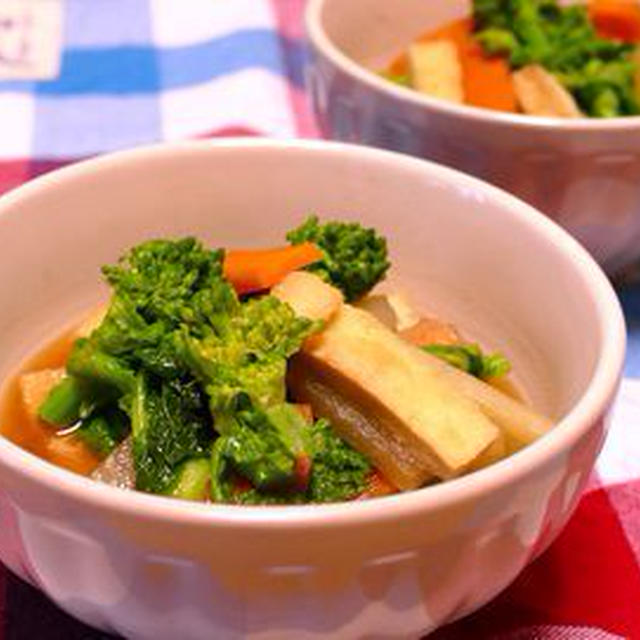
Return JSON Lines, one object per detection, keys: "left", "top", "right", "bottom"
{"left": 306, "top": 418, "right": 371, "bottom": 503}
{"left": 209, "top": 402, "right": 312, "bottom": 501}
{"left": 556, "top": 57, "right": 639, "bottom": 117}
{"left": 173, "top": 294, "right": 318, "bottom": 415}
{"left": 286, "top": 215, "right": 390, "bottom": 302}
{"left": 39, "top": 238, "right": 235, "bottom": 487}
{"left": 101, "top": 237, "right": 236, "bottom": 328}
{"left": 212, "top": 416, "right": 372, "bottom": 505}
{"left": 40, "top": 239, "right": 235, "bottom": 418}
{"left": 174, "top": 294, "right": 318, "bottom": 497}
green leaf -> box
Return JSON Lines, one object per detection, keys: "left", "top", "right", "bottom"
{"left": 131, "top": 374, "right": 212, "bottom": 495}
{"left": 422, "top": 343, "right": 511, "bottom": 379}
{"left": 306, "top": 419, "right": 371, "bottom": 503}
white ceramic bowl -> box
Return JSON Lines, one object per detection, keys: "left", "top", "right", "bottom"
{"left": 0, "top": 140, "right": 625, "bottom": 639}
{"left": 305, "top": 0, "right": 640, "bottom": 274}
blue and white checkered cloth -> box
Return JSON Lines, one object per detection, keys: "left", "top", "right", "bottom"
{"left": 0, "top": 0, "right": 313, "bottom": 166}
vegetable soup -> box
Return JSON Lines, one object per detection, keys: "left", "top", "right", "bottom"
{"left": 383, "top": 0, "right": 640, "bottom": 118}
{"left": 0, "top": 216, "right": 551, "bottom": 505}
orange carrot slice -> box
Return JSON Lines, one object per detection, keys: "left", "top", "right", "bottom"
{"left": 387, "top": 17, "right": 517, "bottom": 112}
{"left": 590, "top": 0, "right": 640, "bottom": 42}
{"left": 223, "top": 242, "right": 323, "bottom": 295}
{"left": 462, "top": 40, "right": 518, "bottom": 112}
{"left": 435, "top": 18, "right": 517, "bottom": 112}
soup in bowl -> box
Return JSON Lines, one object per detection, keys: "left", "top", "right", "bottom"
{"left": 0, "top": 140, "right": 625, "bottom": 638}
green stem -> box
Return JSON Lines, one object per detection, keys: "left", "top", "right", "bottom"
{"left": 38, "top": 376, "right": 86, "bottom": 427}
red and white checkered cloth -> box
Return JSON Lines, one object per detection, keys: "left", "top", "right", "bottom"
{"left": 0, "top": 1, "right": 639, "bottom": 638}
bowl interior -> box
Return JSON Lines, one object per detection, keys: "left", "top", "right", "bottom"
{"left": 0, "top": 142, "right": 607, "bottom": 429}
{"left": 314, "top": 0, "right": 469, "bottom": 71}
{"left": 315, "top": 0, "right": 578, "bottom": 73}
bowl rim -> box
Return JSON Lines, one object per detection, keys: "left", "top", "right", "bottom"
{"left": 0, "top": 138, "right": 626, "bottom": 530}
{"left": 305, "top": 0, "right": 640, "bottom": 133}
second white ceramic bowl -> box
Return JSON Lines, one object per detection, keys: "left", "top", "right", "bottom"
{"left": 0, "top": 140, "right": 625, "bottom": 638}
{"left": 306, "top": 0, "right": 640, "bottom": 274}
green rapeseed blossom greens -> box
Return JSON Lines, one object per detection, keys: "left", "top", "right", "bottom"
{"left": 421, "top": 343, "right": 511, "bottom": 380}
{"left": 472, "top": 0, "right": 639, "bottom": 117}
{"left": 286, "top": 215, "right": 390, "bottom": 302}
{"left": 38, "top": 232, "right": 377, "bottom": 504}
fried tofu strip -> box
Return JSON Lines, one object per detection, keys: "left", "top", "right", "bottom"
{"left": 357, "top": 292, "right": 459, "bottom": 342}
{"left": 288, "top": 354, "right": 435, "bottom": 489}
{"left": 513, "top": 64, "right": 583, "bottom": 118}
{"left": 288, "top": 303, "right": 499, "bottom": 488}
{"left": 276, "top": 272, "right": 551, "bottom": 488}
{"left": 426, "top": 353, "right": 552, "bottom": 449}
{"left": 408, "top": 40, "right": 465, "bottom": 103}
{"left": 271, "top": 271, "right": 343, "bottom": 324}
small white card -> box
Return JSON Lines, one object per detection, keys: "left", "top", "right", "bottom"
{"left": 0, "top": 0, "right": 63, "bottom": 80}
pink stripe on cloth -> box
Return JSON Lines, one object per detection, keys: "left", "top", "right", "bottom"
{"left": 270, "top": 0, "right": 319, "bottom": 138}
{"left": 286, "top": 86, "right": 320, "bottom": 138}
{"left": 0, "top": 161, "right": 31, "bottom": 197}
{"left": 269, "top": 0, "right": 307, "bottom": 40}
{"left": 196, "top": 125, "right": 262, "bottom": 138}
{"left": 29, "top": 158, "right": 86, "bottom": 182}
{"left": 0, "top": 158, "right": 82, "bottom": 198}
{"left": 0, "top": 127, "right": 265, "bottom": 200}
